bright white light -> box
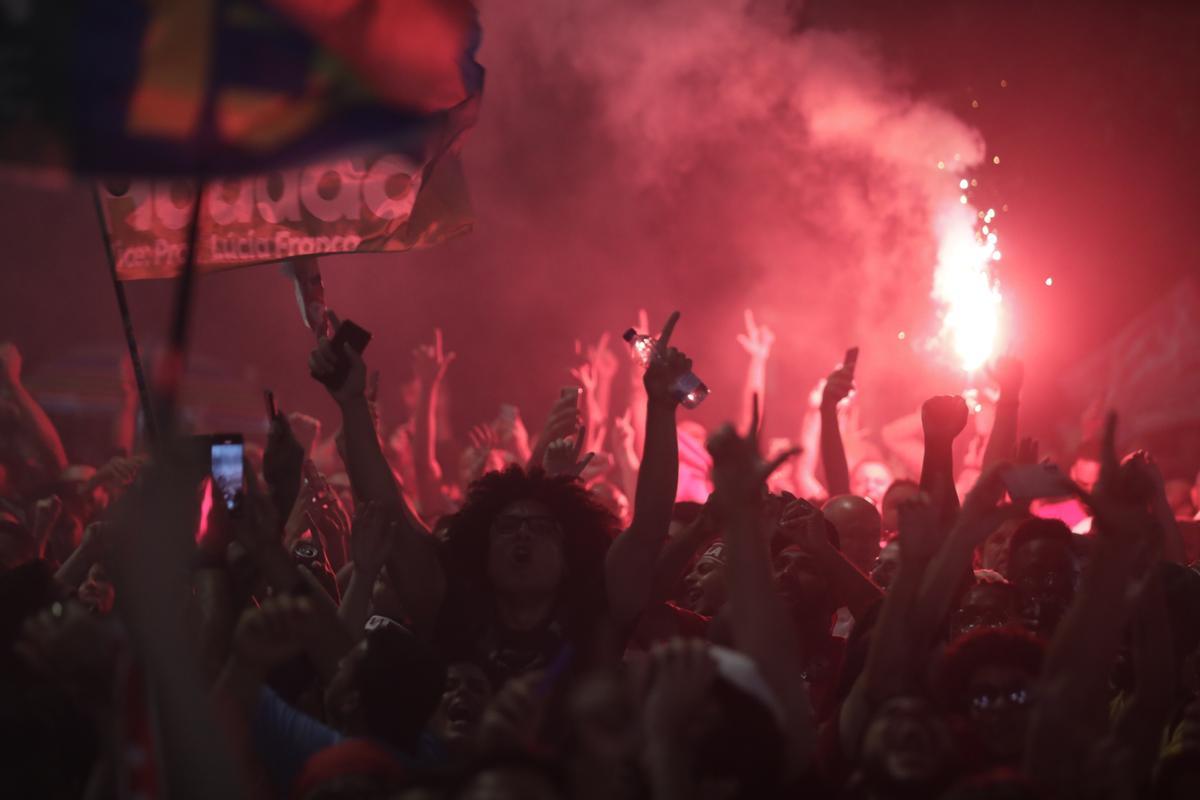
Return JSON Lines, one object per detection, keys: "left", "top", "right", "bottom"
{"left": 1044, "top": 276, "right": 1053, "bottom": 286}
{"left": 931, "top": 203, "right": 1003, "bottom": 373}
{"left": 959, "top": 179, "right": 969, "bottom": 189}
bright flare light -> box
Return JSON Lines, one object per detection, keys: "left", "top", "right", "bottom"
{"left": 931, "top": 198, "right": 1003, "bottom": 373}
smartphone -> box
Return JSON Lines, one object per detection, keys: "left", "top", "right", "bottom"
{"left": 210, "top": 434, "right": 245, "bottom": 510}
{"left": 317, "top": 319, "right": 373, "bottom": 390}
{"left": 843, "top": 346, "right": 859, "bottom": 377}
{"left": 1002, "top": 463, "right": 1073, "bottom": 501}
{"left": 561, "top": 386, "right": 581, "bottom": 402}
{"left": 264, "top": 389, "right": 278, "bottom": 419}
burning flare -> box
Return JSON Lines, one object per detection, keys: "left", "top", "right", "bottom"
{"left": 931, "top": 193, "right": 1003, "bottom": 373}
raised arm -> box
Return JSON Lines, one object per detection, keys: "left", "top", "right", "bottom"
{"left": 337, "top": 501, "right": 396, "bottom": 638}
{"left": 981, "top": 357, "right": 1023, "bottom": 470}
{"left": 794, "top": 382, "right": 828, "bottom": 501}
{"left": 839, "top": 495, "right": 941, "bottom": 759}
{"left": 572, "top": 332, "right": 619, "bottom": 456}
{"left": 737, "top": 310, "right": 774, "bottom": 435}
{"left": 707, "top": 422, "right": 816, "bottom": 771}
{"left": 411, "top": 328, "right": 456, "bottom": 517}
{"left": 309, "top": 331, "right": 447, "bottom": 636}
{"left": 919, "top": 395, "right": 969, "bottom": 524}
{"left": 907, "top": 461, "right": 1039, "bottom": 658}
{"left": 819, "top": 361, "right": 854, "bottom": 498}
{"left": 309, "top": 331, "right": 398, "bottom": 506}
{"left": 0, "top": 342, "right": 68, "bottom": 478}
{"left": 605, "top": 312, "right": 687, "bottom": 630}
{"left": 1024, "top": 414, "right": 1161, "bottom": 792}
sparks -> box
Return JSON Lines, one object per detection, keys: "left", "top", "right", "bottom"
{"left": 931, "top": 191, "right": 1003, "bottom": 374}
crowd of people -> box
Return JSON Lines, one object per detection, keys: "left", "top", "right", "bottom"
{"left": 1, "top": 308, "right": 1198, "bottom": 800}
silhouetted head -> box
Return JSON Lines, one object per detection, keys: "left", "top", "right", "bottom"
{"left": 822, "top": 494, "right": 882, "bottom": 573}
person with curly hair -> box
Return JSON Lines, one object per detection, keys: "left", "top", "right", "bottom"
{"left": 435, "top": 465, "right": 619, "bottom": 684}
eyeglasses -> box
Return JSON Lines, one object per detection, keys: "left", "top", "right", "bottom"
{"left": 968, "top": 685, "right": 1030, "bottom": 712}
{"left": 491, "top": 514, "right": 562, "bottom": 539}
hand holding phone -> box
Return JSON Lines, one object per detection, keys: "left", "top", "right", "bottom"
{"left": 210, "top": 434, "right": 245, "bottom": 510}
{"left": 843, "top": 346, "right": 859, "bottom": 378}
{"left": 316, "top": 319, "right": 373, "bottom": 391}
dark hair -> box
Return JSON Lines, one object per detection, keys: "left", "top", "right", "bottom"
{"left": 444, "top": 466, "right": 618, "bottom": 634}
{"left": 1007, "top": 518, "right": 1074, "bottom": 564}
{"left": 935, "top": 627, "right": 1045, "bottom": 713}
{"left": 356, "top": 625, "right": 447, "bottom": 751}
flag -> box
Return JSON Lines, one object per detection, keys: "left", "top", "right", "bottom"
{"left": 0, "top": 0, "right": 482, "bottom": 178}
{"left": 96, "top": 143, "right": 475, "bottom": 278}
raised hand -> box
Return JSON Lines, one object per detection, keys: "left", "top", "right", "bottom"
{"left": 821, "top": 366, "right": 855, "bottom": 412}
{"left": 1079, "top": 415, "right": 1160, "bottom": 555}
{"left": 777, "top": 496, "right": 835, "bottom": 557}
{"left": 737, "top": 309, "right": 776, "bottom": 361}
{"left": 90, "top": 455, "right": 145, "bottom": 491}
{"left": 988, "top": 356, "right": 1025, "bottom": 399}
{"left": 706, "top": 420, "right": 798, "bottom": 518}
{"left": 542, "top": 428, "right": 595, "bottom": 478}
{"left": 309, "top": 313, "right": 367, "bottom": 405}
{"left": 413, "top": 328, "right": 456, "bottom": 386}
{"left": 31, "top": 494, "right": 63, "bottom": 554}
{"left": 286, "top": 412, "right": 322, "bottom": 457}
{"left": 643, "top": 311, "right": 693, "bottom": 408}
{"left": 467, "top": 423, "right": 500, "bottom": 454}
{"left": 921, "top": 395, "right": 969, "bottom": 442}
{"left": 264, "top": 409, "right": 304, "bottom": 506}
{"left": 350, "top": 501, "right": 396, "bottom": 576}
{"left": 531, "top": 391, "right": 582, "bottom": 468}
{"left": 588, "top": 331, "right": 619, "bottom": 384}
{"left": 0, "top": 341, "right": 22, "bottom": 387}
{"left": 231, "top": 594, "right": 316, "bottom": 676}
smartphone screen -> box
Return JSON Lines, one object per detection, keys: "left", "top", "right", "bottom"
{"left": 843, "top": 346, "right": 859, "bottom": 377}
{"left": 210, "top": 434, "right": 245, "bottom": 510}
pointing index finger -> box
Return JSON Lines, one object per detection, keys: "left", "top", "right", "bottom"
{"left": 658, "top": 311, "right": 681, "bottom": 350}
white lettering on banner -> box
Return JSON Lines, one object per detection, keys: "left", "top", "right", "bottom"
{"left": 103, "top": 152, "right": 424, "bottom": 247}
{"left": 299, "top": 160, "right": 363, "bottom": 223}
{"left": 103, "top": 152, "right": 423, "bottom": 232}
{"left": 208, "top": 179, "right": 253, "bottom": 225}
{"left": 153, "top": 182, "right": 196, "bottom": 231}
{"left": 361, "top": 156, "right": 420, "bottom": 220}
{"left": 255, "top": 172, "right": 301, "bottom": 224}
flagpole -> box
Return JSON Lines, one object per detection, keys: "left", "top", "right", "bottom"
{"left": 92, "top": 186, "right": 159, "bottom": 446}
